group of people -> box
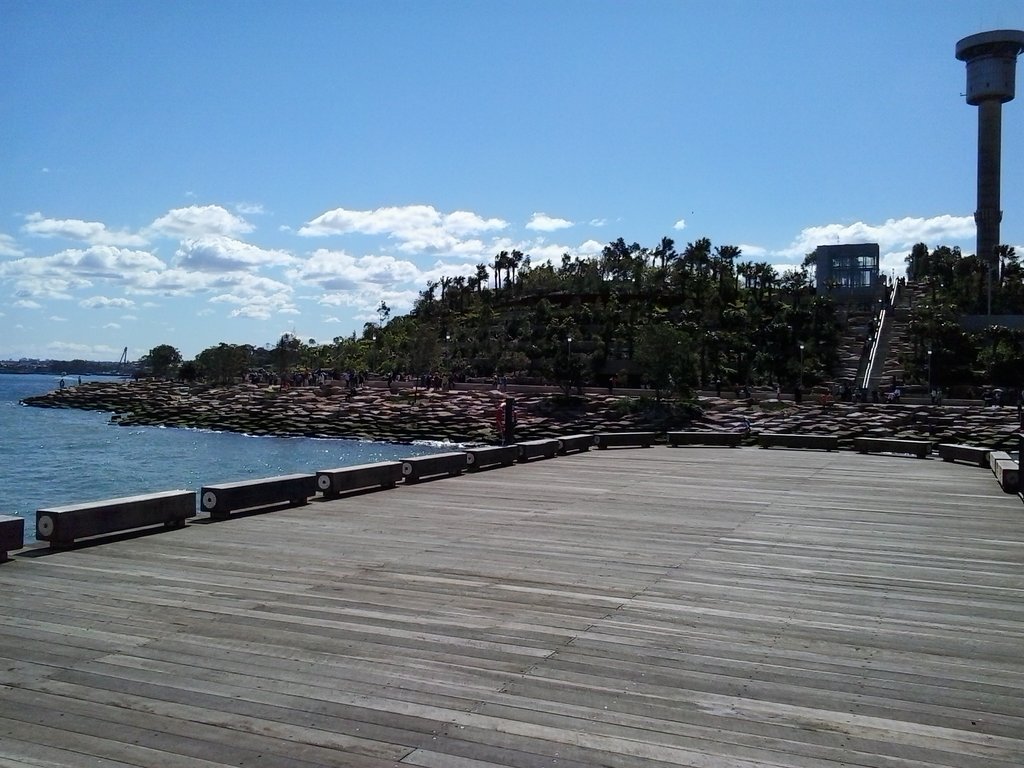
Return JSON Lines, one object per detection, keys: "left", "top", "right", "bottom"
{"left": 246, "top": 368, "right": 362, "bottom": 389}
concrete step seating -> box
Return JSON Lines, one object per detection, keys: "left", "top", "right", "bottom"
{"left": 988, "top": 450, "right": 1019, "bottom": 493}
{"left": 36, "top": 490, "right": 195, "bottom": 548}
{"left": 316, "top": 461, "right": 403, "bottom": 497}
{"left": 517, "top": 438, "right": 560, "bottom": 462}
{"left": 557, "top": 434, "right": 594, "bottom": 454}
{"left": 937, "top": 443, "right": 991, "bottom": 467}
{"left": 854, "top": 437, "right": 932, "bottom": 458}
{"left": 0, "top": 515, "right": 26, "bottom": 562}
{"left": 400, "top": 452, "right": 467, "bottom": 483}
{"left": 595, "top": 432, "right": 656, "bottom": 449}
{"left": 201, "top": 474, "right": 318, "bottom": 519}
{"left": 465, "top": 445, "right": 518, "bottom": 471}
{"left": 668, "top": 431, "right": 743, "bottom": 448}
{"left": 758, "top": 433, "right": 838, "bottom": 451}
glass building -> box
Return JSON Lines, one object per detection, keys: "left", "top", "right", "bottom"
{"left": 814, "top": 243, "right": 880, "bottom": 294}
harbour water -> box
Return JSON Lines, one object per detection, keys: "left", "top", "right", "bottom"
{"left": 0, "top": 374, "right": 451, "bottom": 544}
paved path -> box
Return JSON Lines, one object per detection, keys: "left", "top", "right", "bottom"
{"left": 1, "top": 447, "right": 1022, "bottom": 767}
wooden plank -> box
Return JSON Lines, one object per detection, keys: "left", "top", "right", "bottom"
{"left": 0, "top": 447, "right": 1022, "bottom": 767}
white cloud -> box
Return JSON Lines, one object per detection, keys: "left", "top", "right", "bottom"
{"left": 443, "top": 210, "right": 507, "bottom": 236}
{"left": 0, "top": 246, "right": 167, "bottom": 300}
{"left": 174, "top": 235, "right": 295, "bottom": 272}
{"left": 589, "top": 218, "right": 607, "bottom": 227}
{"left": 298, "top": 205, "right": 508, "bottom": 254}
{"left": 673, "top": 219, "right": 687, "bottom": 231}
{"left": 49, "top": 315, "right": 68, "bottom": 322}
{"left": 318, "top": 286, "right": 419, "bottom": 316}
{"left": 526, "top": 213, "right": 573, "bottom": 232}
{"left": 294, "top": 248, "right": 423, "bottom": 292}
{"left": 103, "top": 322, "right": 121, "bottom": 329}
{"left": 234, "top": 202, "right": 266, "bottom": 215}
{"left": 776, "top": 215, "right": 975, "bottom": 260}
{"left": 9, "top": 276, "right": 89, "bottom": 300}
{"left": 148, "top": 204, "right": 254, "bottom": 239}
{"left": 80, "top": 296, "right": 136, "bottom": 309}
{"left": 207, "top": 273, "right": 297, "bottom": 320}
{"left": 46, "top": 341, "right": 120, "bottom": 358}
{"left": 22, "top": 212, "right": 148, "bottom": 247}
{"left": 737, "top": 243, "right": 768, "bottom": 258}
{"left": 13, "top": 299, "right": 42, "bottom": 309}
{"left": 0, "top": 233, "right": 24, "bottom": 257}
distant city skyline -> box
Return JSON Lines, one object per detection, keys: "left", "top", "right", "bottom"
{"left": 2, "top": 1, "right": 1023, "bottom": 360}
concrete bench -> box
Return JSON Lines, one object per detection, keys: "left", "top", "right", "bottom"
{"left": 668, "top": 431, "right": 743, "bottom": 447}
{"left": 853, "top": 437, "right": 931, "bottom": 459}
{"left": 201, "top": 474, "right": 317, "bottom": 519}
{"left": 516, "top": 438, "right": 560, "bottom": 462}
{"left": 758, "top": 433, "right": 837, "bottom": 451}
{"left": 988, "top": 451, "right": 1019, "bottom": 493}
{"left": 0, "top": 515, "right": 25, "bottom": 562}
{"left": 316, "top": 461, "right": 403, "bottom": 497}
{"left": 465, "top": 445, "right": 518, "bottom": 471}
{"left": 595, "top": 432, "right": 656, "bottom": 449}
{"left": 557, "top": 434, "right": 594, "bottom": 455}
{"left": 937, "top": 443, "right": 990, "bottom": 467}
{"left": 36, "top": 490, "right": 195, "bottom": 548}
{"left": 400, "top": 452, "right": 467, "bottom": 483}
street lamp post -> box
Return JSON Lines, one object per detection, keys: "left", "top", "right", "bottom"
{"left": 566, "top": 336, "right": 573, "bottom": 391}
{"left": 445, "top": 333, "right": 451, "bottom": 390}
{"left": 799, "top": 343, "right": 805, "bottom": 385}
{"left": 927, "top": 347, "right": 933, "bottom": 400}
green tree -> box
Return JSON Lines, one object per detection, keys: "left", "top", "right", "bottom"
{"left": 273, "top": 334, "right": 301, "bottom": 375}
{"left": 195, "top": 343, "right": 250, "bottom": 383}
{"left": 634, "top": 323, "right": 697, "bottom": 400}
{"left": 142, "top": 344, "right": 182, "bottom": 378}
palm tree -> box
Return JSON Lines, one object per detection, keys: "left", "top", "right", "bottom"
{"left": 510, "top": 250, "right": 524, "bottom": 287}
{"left": 493, "top": 251, "right": 507, "bottom": 289}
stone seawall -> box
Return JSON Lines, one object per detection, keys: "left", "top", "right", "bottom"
{"left": 20, "top": 380, "right": 671, "bottom": 444}
{"left": 21, "top": 379, "right": 1024, "bottom": 450}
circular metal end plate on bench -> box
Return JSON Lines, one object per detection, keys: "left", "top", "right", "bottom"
{"left": 37, "top": 514, "right": 54, "bottom": 538}
{"left": 316, "top": 474, "right": 331, "bottom": 491}
{"left": 401, "top": 462, "right": 413, "bottom": 476}
{"left": 201, "top": 491, "right": 218, "bottom": 510}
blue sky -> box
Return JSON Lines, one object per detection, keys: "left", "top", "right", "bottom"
{"left": 2, "top": 0, "right": 1023, "bottom": 362}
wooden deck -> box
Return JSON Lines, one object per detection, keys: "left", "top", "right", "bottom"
{"left": 1, "top": 447, "right": 1022, "bottom": 767}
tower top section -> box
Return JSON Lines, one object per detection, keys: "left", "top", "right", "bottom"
{"left": 956, "top": 29, "right": 1024, "bottom": 105}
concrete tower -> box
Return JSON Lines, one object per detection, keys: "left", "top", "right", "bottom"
{"left": 955, "top": 30, "right": 1024, "bottom": 264}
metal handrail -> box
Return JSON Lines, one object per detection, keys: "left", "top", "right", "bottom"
{"left": 860, "top": 307, "right": 886, "bottom": 391}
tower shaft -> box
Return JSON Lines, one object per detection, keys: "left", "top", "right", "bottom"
{"left": 955, "top": 29, "right": 1024, "bottom": 269}
{"left": 975, "top": 99, "right": 1002, "bottom": 263}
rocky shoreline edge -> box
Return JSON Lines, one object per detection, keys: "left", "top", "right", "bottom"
{"left": 20, "top": 379, "right": 1024, "bottom": 451}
